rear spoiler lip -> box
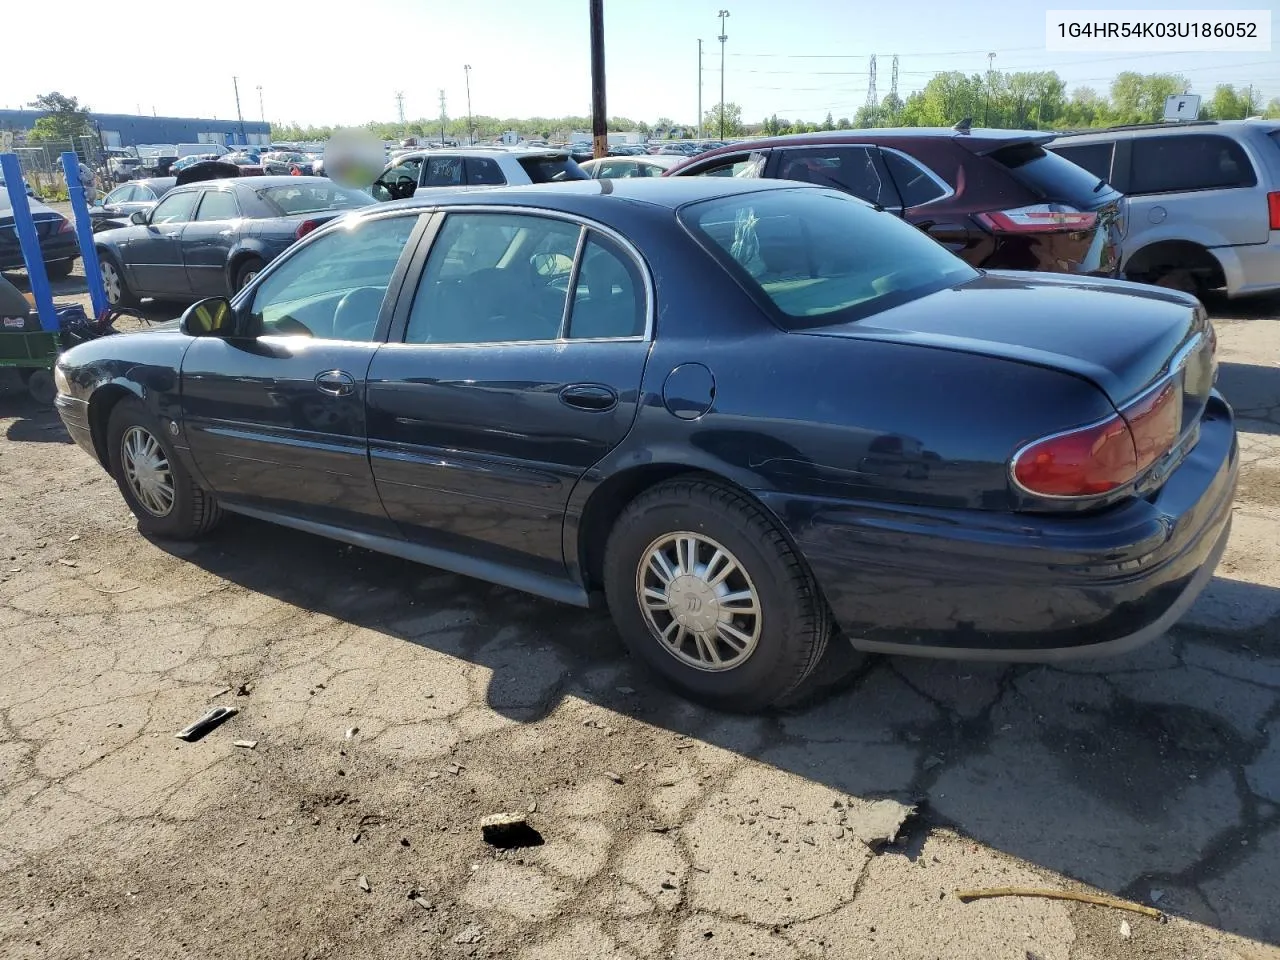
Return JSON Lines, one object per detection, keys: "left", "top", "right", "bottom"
{"left": 959, "top": 133, "right": 1057, "bottom": 156}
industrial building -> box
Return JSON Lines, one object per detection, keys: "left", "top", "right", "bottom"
{"left": 0, "top": 110, "right": 271, "bottom": 149}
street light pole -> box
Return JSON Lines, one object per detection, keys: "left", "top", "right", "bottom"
{"left": 256, "top": 85, "right": 264, "bottom": 125}
{"left": 464, "top": 65, "right": 474, "bottom": 145}
{"left": 697, "top": 39, "right": 704, "bottom": 140}
{"left": 589, "top": 0, "right": 608, "bottom": 160}
{"left": 232, "top": 76, "right": 246, "bottom": 146}
{"left": 985, "top": 52, "right": 996, "bottom": 127}
{"left": 717, "top": 10, "right": 730, "bottom": 140}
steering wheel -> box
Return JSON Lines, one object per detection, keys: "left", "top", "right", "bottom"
{"left": 332, "top": 286, "right": 384, "bottom": 341}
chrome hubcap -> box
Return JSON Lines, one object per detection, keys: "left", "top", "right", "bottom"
{"left": 240, "top": 269, "right": 258, "bottom": 289}
{"left": 121, "top": 426, "right": 175, "bottom": 517}
{"left": 637, "top": 532, "right": 762, "bottom": 672}
{"left": 101, "top": 262, "right": 121, "bottom": 302}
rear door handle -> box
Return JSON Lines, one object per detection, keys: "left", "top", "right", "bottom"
{"left": 559, "top": 383, "right": 618, "bottom": 412}
{"left": 315, "top": 370, "right": 356, "bottom": 397}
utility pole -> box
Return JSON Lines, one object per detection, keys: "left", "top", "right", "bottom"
{"left": 256, "top": 85, "right": 264, "bottom": 125}
{"left": 589, "top": 0, "right": 608, "bottom": 159}
{"left": 395, "top": 91, "right": 406, "bottom": 126}
{"left": 697, "top": 39, "right": 704, "bottom": 140}
{"left": 464, "top": 65, "right": 474, "bottom": 144}
{"left": 866, "top": 55, "right": 878, "bottom": 127}
{"left": 985, "top": 52, "right": 996, "bottom": 127}
{"left": 232, "top": 76, "right": 246, "bottom": 146}
{"left": 718, "top": 9, "right": 730, "bottom": 140}
{"left": 438, "top": 90, "right": 447, "bottom": 145}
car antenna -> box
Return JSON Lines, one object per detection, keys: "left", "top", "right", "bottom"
{"left": 952, "top": 117, "right": 972, "bottom": 134}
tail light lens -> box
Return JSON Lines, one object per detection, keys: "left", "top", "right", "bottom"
{"left": 56, "top": 218, "right": 75, "bottom": 234}
{"left": 1268, "top": 192, "right": 1280, "bottom": 230}
{"left": 1012, "top": 382, "right": 1182, "bottom": 499}
{"left": 290, "top": 165, "right": 302, "bottom": 176}
{"left": 295, "top": 219, "right": 322, "bottom": 239}
{"left": 976, "top": 204, "right": 1098, "bottom": 234}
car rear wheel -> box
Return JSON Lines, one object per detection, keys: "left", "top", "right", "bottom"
{"left": 233, "top": 257, "right": 264, "bottom": 293}
{"left": 602, "top": 477, "right": 831, "bottom": 712}
{"left": 1154, "top": 269, "right": 1200, "bottom": 298}
{"left": 106, "top": 398, "right": 221, "bottom": 539}
{"left": 44, "top": 258, "right": 74, "bottom": 280}
{"left": 99, "top": 255, "right": 138, "bottom": 307}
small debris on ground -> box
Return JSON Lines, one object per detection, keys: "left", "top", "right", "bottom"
{"left": 232, "top": 740, "right": 258, "bottom": 750}
{"left": 357, "top": 875, "right": 371, "bottom": 893}
{"left": 446, "top": 763, "right": 463, "bottom": 776}
{"left": 175, "top": 706, "right": 238, "bottom": 742}
{"left": 1120, "top": 920, "right": 1132, "bottom": 939}
{"left": 57, "top": 558, "right": 78, "bottom": 567}
{"left": 605, "top": 771, "right": 624, "bottom": 785}
{"left": 211, "top": 687, "right": 231, "bottom": 699}
{"left": 453, "top": 926, "right": 484, "bottom": 945}
{"left": 345, "top": 727, "right": 359, "bottom": 739}
{"left": 480, "top": 813, "right": 544, "bottom": 850}
{"left": 67, "top": 535, "right": 81, "bottom": 542}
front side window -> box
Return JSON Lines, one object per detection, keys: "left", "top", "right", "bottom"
{"left": 149, "top": 191, "right": 199, "bottom": 224}
{"left": 105, "top": 185, "right": 138, "bottom": 204}
{"left": 247, "top": 214, "right": 419, "bottom": 340}
{"left": 1130, "top": 134, "right": 1257, "bottom": 194}
{"left": 406, "top": 213, "right": 582, "bottom": 344}
{"left": 683, "top": 188, "right": 977, "bottom": 330}
{"left": 195, "top": 190, "right": 240, "bottom": 221}
{"left": 373, "top": 158, "right": 422, "bottom": 201}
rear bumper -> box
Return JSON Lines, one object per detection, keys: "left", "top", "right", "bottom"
{"left": 0, "top": 237, "right": 80, "bottom": 271}
{"left": 759, "top": 393, "right": 1238, "bottom": 660}
{"left": 1214, "top": 236, "right": 1280, "bottom": 298}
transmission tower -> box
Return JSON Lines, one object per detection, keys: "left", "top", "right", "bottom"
{"left": 438, "top": 89, "right": 448, "bottom": 145}
{"left": 395, "top": 91, "right": 406, "bottom": 125}
{"left": 865, "top": 55, "right": 878, "bottom": 126}
{"left": 890, "top": 55, "right": 899, "bottom": 101}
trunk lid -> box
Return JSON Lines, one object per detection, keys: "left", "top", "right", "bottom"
{"left": 802, "top": 271, "right": 1213, "bottom": 413}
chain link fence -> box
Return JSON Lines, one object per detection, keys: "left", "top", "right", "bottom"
{"left": 9, "top": 136, "right": 103, "bottom": 200}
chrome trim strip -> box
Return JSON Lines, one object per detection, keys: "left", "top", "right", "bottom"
{"left": 877, "top": 147, "right": 956, "bottom": 207}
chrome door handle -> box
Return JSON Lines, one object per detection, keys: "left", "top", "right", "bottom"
{"left": 315, "top": 370, "right": 355, "bottom": 397}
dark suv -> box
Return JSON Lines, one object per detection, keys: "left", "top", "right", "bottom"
{"left": 666, "top": 127, "right": 1126, "bottom": 278}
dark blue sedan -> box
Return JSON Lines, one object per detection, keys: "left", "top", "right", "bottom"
{"left": 93, "top": 176, "right": 373, "bottom": 307}
{"left": 52, "top": 178, "right": 1236, "bottom": 711}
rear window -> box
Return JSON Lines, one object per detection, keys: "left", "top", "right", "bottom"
{"left": 681, "top": 188, "right": 977, "bottom": 330}
{"left": 1129, "top": 134, "right": 1257, "bottom": 194}
{"left": 1049, "top": 141, "right": 1115, "bottom": 183}
{"left": 990, "top": 141, "right": 1118, "bottom": 204}
{"left": 518, "top": 156, "right": 589, "bottom": 183}
{"left": 259, "top": 184, "right": 374, "bottom": 216}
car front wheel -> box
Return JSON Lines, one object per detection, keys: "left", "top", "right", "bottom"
{"left": 603, "top": 477, "right": 831, "bottom": 712}
{"left": 106, "top": 398, "right": 221, "bottom": 539}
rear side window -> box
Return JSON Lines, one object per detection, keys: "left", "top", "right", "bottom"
{"left": 682, "top": 188, "right": 977, "bottom": 330}
{"left": 990, "top": 141, "right": 1116, "bottom": 204}
{"left": 775, "top": 147, "right": 901, "bottom": 209}
{"left": 690, "top": 153, "right": 755, "bottom": 177}
{"left": 518, "top": 156, "right": 589, "bottom": 183}
{"left": 1129, "top": 135, "right": 1257, "bottom": 194}
{"left": 1050, "top": 141, "right": 1115, "bottom": 182}
{"left": 465, "top": 157, "right": 506, "bottom": 186}
{"left": 880, "top": 150, "right": 948, "bottom": 207}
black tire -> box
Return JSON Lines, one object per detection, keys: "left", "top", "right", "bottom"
{"left": 99, "top": 253, "right": 139, "bottom": 308}
{"left": 1153, "top": 268, "right": 1200, "bottom": 298}
{"left": 233, "top": 257, "right": 264, "bottom": 293}
{"left": 25, "top": 369, "right": 56, "bottom": 405}
{"left": 44, "top": 258, "right": 75, "bottom": 280}
{"left": 602, "top": 477, "right": 832, "bottom": 712}
{"left": 106, "top": 397, "right": 221, "bottom": 539}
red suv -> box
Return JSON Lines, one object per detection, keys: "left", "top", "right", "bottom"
{"left": 666, "top": 127, "right": 1127, "bottom": 277}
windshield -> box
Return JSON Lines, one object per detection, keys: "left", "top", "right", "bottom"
{"left": 681, "top": 188, "right": 977, "bottom": 330}
{"left": 518, "top": 156, "right": 589, "bottom": 183}
{"left": 258, "top": 184, "right": 374, "bottom": 216}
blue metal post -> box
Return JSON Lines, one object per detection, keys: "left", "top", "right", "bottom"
{"left": 61, "top": 151, "right": 108, "bottom": 317}
{"left": 0, "top": 153, "right": 57, "bottom": 332}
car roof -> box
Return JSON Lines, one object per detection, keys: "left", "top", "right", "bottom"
{"left": 686, "top": 126, "right": 1052, "bottom": 158}
{"left": 1054, "top": 118, "right": 1280, "bottom": 140}
{"left": 169, "top": 175, "right": 337, "bottom": 192}
{"left": 369, "top": 175, "right": 810, "bottom": 215}
{"left": 392, "top": 147, "right": 571, "bottom": 162}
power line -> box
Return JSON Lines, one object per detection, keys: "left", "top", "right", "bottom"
{"left": 730, "top": 44, "right": 1044, "bottom": 59}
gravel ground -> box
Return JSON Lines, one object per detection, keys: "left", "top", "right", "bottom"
{"left": 1, "top": 259, "right": 1279, "bottom": 959}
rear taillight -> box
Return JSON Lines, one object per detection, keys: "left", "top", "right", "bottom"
{"left": 290, "top": 165, "right": 302, "bottom": 176}
{"left": 56, "top": 218, "right": 74, "bottom": 234}
{"left": 1012, "top": 382, "right": 1181, "bottom": 499}
{"left": 295, "top": 219, "right": 321, "bottom": 239}
{"left": 1268, "top": 191, "right": 1280, "bottom": 230}
{"left": 976, "top": 204, "right": 1098, "bottom": 234}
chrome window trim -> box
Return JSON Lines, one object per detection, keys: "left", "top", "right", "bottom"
{"left": 877, "top": 147, "right": 954, "bottom": 207}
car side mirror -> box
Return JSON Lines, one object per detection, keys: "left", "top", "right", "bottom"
{"left": 130, "top": 211, "right": 148, "bottom": 225}
{"left": 180, "top": 297, "right": 237, "bottom": 338}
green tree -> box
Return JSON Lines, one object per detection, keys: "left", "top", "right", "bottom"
{"left": 703, "top": 102, "right": 744, "bottom": 138}
{"left": 821, "top": 111, "right": 836, "bottom": 131}
{"left": 877, "top": 94, "right": 902, "bottom": 126}
{"left": 1109, "top": 72, "right": 1188, "bottom": 124}
{"left": 1266, "top": 97, "right": 1280, "bottom": 119}
{"left": 27, "top": 92, "right": 93, "bottom": 142}
{"left": 1205, "top": 84, "right": 1257, "bottom": 120}
{"left": 836, "top": 116, "right": 852, "bottom": 129}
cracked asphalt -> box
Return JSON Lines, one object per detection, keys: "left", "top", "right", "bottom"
{"left": 1, "top": 270, "right": 1279, "bottom": 959}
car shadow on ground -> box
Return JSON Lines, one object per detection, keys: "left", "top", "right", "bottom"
{"left": 154, "top": 514, "right": 1280, "bottom": 946}
{"left": 1206, "top": 293, "right": 1280, "bottom": 322}
{"left": 1219, "top": 361, "right": 1280, "bottom": 435}
{"left": 0, "top": 375, "right": 70, "bottom": 443}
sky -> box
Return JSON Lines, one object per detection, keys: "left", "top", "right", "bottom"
{"left": 6, "top": 0, "right": 1278, "bottom": 127}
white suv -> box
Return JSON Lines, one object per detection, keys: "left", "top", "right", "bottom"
{"left": 371, "top": 147, "right": 588, "bottom": 201}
